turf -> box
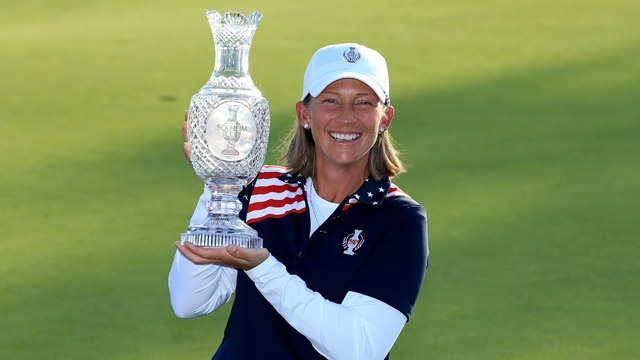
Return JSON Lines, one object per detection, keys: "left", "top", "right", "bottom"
{"left": 1, "top": 0, "right": 638, "bottom": 359}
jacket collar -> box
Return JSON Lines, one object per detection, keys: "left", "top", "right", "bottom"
{"left": 278, "top": 171, "right": 391, "bottom": 206}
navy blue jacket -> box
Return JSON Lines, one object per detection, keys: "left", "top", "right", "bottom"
{"left": 212, "top": 166, "right": 428, "bottom": 359}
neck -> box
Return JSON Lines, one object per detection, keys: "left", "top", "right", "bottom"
{"left": 312, "top": 165, "right": 370, "bottom": 203}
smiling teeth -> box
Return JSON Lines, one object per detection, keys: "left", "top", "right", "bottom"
{"left": 331, "top": 133, "right": 360, "bottom": 141}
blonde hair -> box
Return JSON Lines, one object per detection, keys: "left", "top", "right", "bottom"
{"left": 280, "top": 97, "right": 405, "bottom": 180}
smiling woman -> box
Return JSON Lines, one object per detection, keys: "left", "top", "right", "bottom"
{"left": 170, "top": 43, "right": 429, "bottom": 360}
{"left": 285, "top": 44, "right": 405, "bottom": 188}
{"left": 296, "top": 78, "right": 393, "bottom": 200}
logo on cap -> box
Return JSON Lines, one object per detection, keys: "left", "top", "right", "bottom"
{"left": 343, "top": 47, "right": 361, "bottom": 63}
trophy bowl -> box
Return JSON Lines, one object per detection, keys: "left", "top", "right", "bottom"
{"left": 180, "top": 10, "right": 270, "bottom": 248}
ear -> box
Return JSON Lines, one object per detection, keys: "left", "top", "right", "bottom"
{"left": 296, "top": 101, "right": 310, "bottom": 128}
{"left": 380, "top": 105, "right": 394, "bottom": 131}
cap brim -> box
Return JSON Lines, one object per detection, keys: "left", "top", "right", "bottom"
{"left": 304, "top": 71, "right": 387, "bottom": 104}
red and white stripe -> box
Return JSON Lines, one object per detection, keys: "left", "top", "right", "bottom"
{"left": 387, "top": 183, "right": 408, "bottom": 198}
{"left": 246, "top": 166, "right": 306, "bottom": 224}
{"left": 246, "top": 166, "right": 411, "bottom": 221}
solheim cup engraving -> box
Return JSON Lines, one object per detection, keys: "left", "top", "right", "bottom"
{"left": 181, "top": 10, "right": 270, "bottom": 249}
{"left": 207, "top": 102, "right": 257, "bottom": 161}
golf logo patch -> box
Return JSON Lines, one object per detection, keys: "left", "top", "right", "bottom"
{"left": 343, "top": 47, "right": 361, "bottom": 63}
{"left": 343, "top": 229, "right": 364, "bottom": 255}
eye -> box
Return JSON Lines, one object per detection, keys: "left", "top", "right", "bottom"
{"left": 324, "top": 98, "right": 338, "bottom": 104}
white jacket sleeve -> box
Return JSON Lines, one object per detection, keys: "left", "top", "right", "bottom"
{"left": 168, "top": 250, "right": 237, "bottom": 318}
{"left": 246, "top": 255, "right": 407, "bottom": 360}
{"left": 168, "top": 185, "right": 238, "bottom": 318}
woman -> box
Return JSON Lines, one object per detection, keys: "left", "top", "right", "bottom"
{"left": 169, "top": 43, "right": 429, "bottom": 360}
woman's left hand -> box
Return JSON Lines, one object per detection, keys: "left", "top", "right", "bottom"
{"left": 175, "top": 241, "right": 270, "bottom": 270}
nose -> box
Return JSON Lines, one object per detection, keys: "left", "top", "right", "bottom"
{"left": 336, "top": 103, "right": 357, "bottom": 124}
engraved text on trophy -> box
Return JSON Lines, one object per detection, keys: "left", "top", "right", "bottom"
{"left": 206, "top": 101, "right": 257, "bottom": 162}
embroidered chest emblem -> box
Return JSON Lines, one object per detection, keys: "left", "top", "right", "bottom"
{"left": 343, "top": 229, "right": 364, "bottom": 256}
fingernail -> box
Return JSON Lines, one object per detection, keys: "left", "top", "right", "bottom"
{"left": 227, "top": 245, "right": 237, "bottom": 254}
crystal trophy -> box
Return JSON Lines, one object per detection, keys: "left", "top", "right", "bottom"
{"left": 180, "top": 10, "right": 270, "bottom": 248}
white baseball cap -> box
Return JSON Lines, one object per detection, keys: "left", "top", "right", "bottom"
{"left": 301, "top": 43, "right": 390, "bottom": 105}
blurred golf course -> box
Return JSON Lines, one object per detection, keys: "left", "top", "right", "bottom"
{"left": 1, "top": 0, "right": 638, "bottom": 359}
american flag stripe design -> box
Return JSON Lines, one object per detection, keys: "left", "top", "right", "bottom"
{"left": 245, "top": 166, "right": 409, "bottom": 223}
{"left": 387, "top": 184, "right": 408, "bottom": 198}
{"left": 247, "top": 201, "right": 305, "bottom": 224}
{"left": 246, "top": 200, "right": 306, "bottom": 224}
{"left": 246, "top": 166, "right": 306, "bottom": 224}
{"left": 250, "top": 189, "right": 301, "bottom": 203}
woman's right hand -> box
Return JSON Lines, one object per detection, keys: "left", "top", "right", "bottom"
{"left": 175, "top": 241, "right": 270, "bottom": 271}
{"left": 183, "top": 110, "right": 191, "bottom": 164}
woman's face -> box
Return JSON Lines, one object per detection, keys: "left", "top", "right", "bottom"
{"left": 296, "top": 78, "right": 393, "bottom": 176}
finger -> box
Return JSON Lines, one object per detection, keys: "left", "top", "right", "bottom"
{"left": 176, "top": 241, "right": 219, "bottom": 264}
{"left": 175, "top": 241, "right": 207, "bottom": 263}
{"left": 182, "top": 113, "right": 192, "bottom": 164}
{"left": 182, "top": 116, "right": 189, "bottom": 141}
{"left": 178, "top": 242, "right": 268, "bottom": 270}
{"left": 225, "top": 245, "right": 270, "bottom": 270}
{"left": 183, "top": 141, "right": 191, "bottom": 164}
{"left": 183, "top": 241, "right": 236, "bottom": 264}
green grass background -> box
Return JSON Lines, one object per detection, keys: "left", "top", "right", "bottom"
{"left": 1, "top": 0, "right": 638, "bottom": 359}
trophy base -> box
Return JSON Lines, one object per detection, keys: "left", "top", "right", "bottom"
{"left": 180, "top": 232, "right": 263, "bottom": 249}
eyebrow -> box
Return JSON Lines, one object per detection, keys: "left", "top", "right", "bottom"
{"left": 320, "top": 91, "right": 376, "bottom": 97}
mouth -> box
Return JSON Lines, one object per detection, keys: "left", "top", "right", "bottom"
{"left": 330, "top": 132, "right": 361, "bottom": 141}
